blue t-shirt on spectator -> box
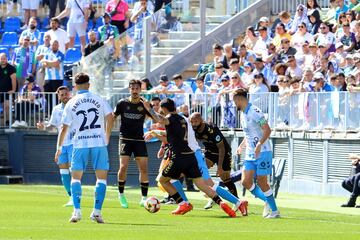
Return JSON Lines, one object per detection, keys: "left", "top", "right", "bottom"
{"left": 335, "top": 4, "right": 350, "bottom": 21}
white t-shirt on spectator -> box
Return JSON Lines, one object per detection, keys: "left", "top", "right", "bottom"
{"left": 253, "top": 37, "right": 272, "bottom": 56}
{"left": 249, "top": 83, "right": 269, "bottom": 94}
{"left": 316, "top": 32, "right": 336, "bottom": 48}
{"left": 285, "top": 66, "right": 303, "bottom": 78}
{"left": 172, "top": 82, "right": 193, "bottom": 106}
{"left": 241, "top": 72, "right": 255, "bottom": 87}
{"left": 61, "top": 91, "right": 112, "bottom": 149}
{"left": 194, "top": 85, "right": 210, "bottom": 103}
{"left": 46, "top": 28, "right": 69, "bottom": 54}
{"left": 66, "top": 0, "right": 89, "bottom": 24}
{"left": 291, "top": 32, "right": 314, "bottom": 51}
{"left": 133, "top": 1, "right": 154, "bottom": 13}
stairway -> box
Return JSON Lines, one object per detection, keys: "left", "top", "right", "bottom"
{"left": 0, "top": 160, "right": 23, "bottom": 184}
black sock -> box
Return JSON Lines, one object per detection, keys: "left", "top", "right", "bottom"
{"left": 224, "top": 179, "right": 238, "bottom": 197}
{"left": 212, "top": 195, "right": 222, "bottom": 205}
{"left": 170, "top": 192, "right": 184, "bottom": 204}
{"left": 140, "top": 182, "right": 149, "bottom": 197}
{"left": 118, "top": 181, "right": 126, "bottom": 194}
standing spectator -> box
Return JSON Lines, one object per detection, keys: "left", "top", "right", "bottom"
{"left": 56, "top": 0, "right": 89, "bottom": 53}
{"left": 204, "top": 63, "right": 227, "bottom": 86}
{"left": 35, "top": 33, "right": 52, "bottom": 91}
{"left": 291, "top": 22, "right": 314, "bottom": 52}
{"left": 21, "top": 0, "right": 40, "bottom": 30}
{"left": 272, "top": 23, "right": 291, "bottom": 49}
{"left": 133, "top": 0, "right": 155, "bottom": 13}
{"left": 341, "top": 153, "right": 360, "bottom": 208}
{"left": 46, "top": 18, "right": 69, "bottom": 55}
{"left": 222, "top": 44, "right": 239, "bottom": 69}
{"left": 106, "top": 0, "right": 130, "bottom": 34}
{"left": 316, "top": 22, "right": 336, "bottom": 54}
{"left": 249, "top": 73, "right": 270, "bottom": 94}
{"left": 0, "top": 53, "right": 16, "bottom": 126}
{"left": 340, "top": 23, "right": 356, "bottom": 52}
{"left": 276, "top": 75, "right": 290, "bottom": 126}
{"left": 253, "top": 26, "right": 272, "bottom": 57}
{"left": 335, "top": 0, "right": 350, "bottom": 21}
{"left": 11, "top": 76, "right": 42, "bottom": 128}
{"left": 217, "top": 75, "right": 236, "bottom": 128}
{"left": 11, "top": 35, "right": 36, "bottom": 88}
{"left": 278, "top": 11, "right": 293, "bottom": 31}
{"left": 19, "top": 17, "right": 41, "bottom": 52}
{"left": 289, "top": 4, "right": 310, "bottom": 35}
{"left": 285, "top": 56, "right": 302, "bottom": 79}
{"left": 308, "top": 8, "right": 322, "bottom": 35}
{"left": 241, "top": 26, "right": 258, "bottom": 50}
{"left": 166, "top": 74, "right": 193, "bottom": 107}
{"left": 49, "top": 0, "right": 66, "bottom": 25}
{"left": 42, "top": 40, "right": 65, "bottom": 111}
{"left": 154, "top": 0, "right": 171, "bottom": 12}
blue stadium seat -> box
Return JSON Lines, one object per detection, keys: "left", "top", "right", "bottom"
{"left": 41, "top": 17, "right": 50, "bottom": 31}
{"left": 96, "top": 17, "right": 104, "bottom": 29}
{"left": 186, "top": 78, "right": 197, "bottom": 92}
{"left": 64, "top": 48, "right": 82, "bottom": 64}
{"left": 4, "top": 17, "right": 21, "bottom": 33}
{"left": 0, "top": 47, "right": 10, "bottom": 59}
{"left": 0, "top": 32, "right": 19, "bottom": 49}
{"left": 38, "top": 32, "right": 45, "bottom": 45}
{"left": 74, "top": 34, "right": 89, "bottom": 47}
{"left": 87, "top": 20, "right": 94, "bottom": 31}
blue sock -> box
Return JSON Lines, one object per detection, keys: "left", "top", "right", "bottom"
{"left": 264, "top": 189, "right": 278, "bottom": 212}
{"left": 250, "top": 184, "right": 267, "bottom": 202}
{"left": 71, "top": 180, "right": 82, "bottom": 209}
{"left": 60, "top": 169, "right": 71, "bottom": 196}
{"left": 171, "top": 180, "right": 188, "bottom": 202}
{"left": 215, "top": 185, "right": 239, "bottom": 205}
{"left": 94, "top": 179, "right": 107, "bottom": 210}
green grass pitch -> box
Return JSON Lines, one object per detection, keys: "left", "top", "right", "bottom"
{"left": 0, "top": 185, "right": 359, "bottom": 240}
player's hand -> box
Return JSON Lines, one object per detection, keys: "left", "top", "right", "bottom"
{"left": 36, "top": 122, "right": 45, "bottom": 130}
{"left": 141, "top": 98, "right": 151, "bottom": 111}
{"left": 254, "top": 142, "right": 262, "bottom": 159}
{"left": 54, "top": 148, "right": 62, "bottom": 163}
{"left": 157, "top": 147, "right": 165, "bottom": 159}
{"left": 144, "top": 131, "right": 154, "bottom": 141}
{"left": 217, "top": 167, "right": 224, "bottom": 177}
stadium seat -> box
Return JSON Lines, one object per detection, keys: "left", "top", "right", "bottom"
{"left": 4, "top": 17, "right": 21, "bottom": 33}
{"left": 38, "top": 32, "right": 45, "bottom": 45}
{"left": 41, "top": 17, "right": 50, "bottom": 31}
{"left": 186, "top": 78, "right": 197, "bottom": 92}
{"left": 64, "top": 48, "right": 82, "bottom": 64}
{"left": 95, "top": 17, "right": 104, "bottom": 29}
{"left": 0, "top": 32, "right": 19, "bottom": 48}
{"left": 0, "top": 47, "right": 10, "bottom": 58}
{"left": 87, "top": 20, "right": 94, "bottom": 31}
{"left": 74, "top": 35, "right": 89, "bottom": 47}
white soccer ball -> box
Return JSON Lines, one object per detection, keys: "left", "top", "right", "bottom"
{"left": 144, "top": 196, "right": 161, "bottom": 213}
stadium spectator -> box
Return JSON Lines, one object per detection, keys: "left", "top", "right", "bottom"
{"left": 308, "top": 7, "right": 322, "bottom": 35}
{"left": 335, "top": 13, "right": 348, "bottom": 38}
{"left": 42, "top": 40, "right": 65, "bottom": 112}
{"left": 316, "top": 22, "right": 336, "bottom": 54}
{"left": 249, "top": 73, "right": 270, "bottom": 94}
{"left": 272, "top": 23, "right": 291, "bottom": 49}
{"left": 106, "top": 0, "right": 130, "bottom": 34}
{"left": 313, "top": 72, "right": 334, "bottom": 92}
{"left": 346, "top": 10, "right": 357, "bottom": 30}
{"left": 331, "top": 42, "right": 347, "bottom": 67}
{"left": 306, "top": 0, "right": 322, "bottom": 16}
{"left": 340, "top": 23, "right": 356, "bottom": 52}
{"left": 242, "top": 26, "right": 258, "bottom": 50}
{"left": 278, "top": 11, "right": 293, "bottom": 31}
{"left": 49, "top": 0, "right": 66, "bottom": 25}
{"left": 301, "top": 68, "right": 315, "bottom": 92}
{"left": 19, "top": 17, "right": 41, "bottom": 52}
{"left": 238, "top": 44, "right": 256, "bottom": 66}
{"left": 289, "top": 4, "right": 310, "bottom": 35}
{"left": 274, "top": 63, "right": 288, "bottom": 79}
{"left": 341, "top": 153, "right": 360, "bottom": 208}
{"left": 84, "top": 31, "right": 104, "bottom": 57}
{"left": 253, "top": 57, "right": 274, "bottom": 87}
{"left": 217, "top": 75, "right": 236, "bottom": 128}
{"left": 193, "top": 76, "right": 210, "bottom": 113}
{"left": 291, "top": 22, "right": 314, "bottom": 52}
{"left": 335, "top": 0, "right": 350, "bottom": 21}
{"left": 144, "top": 96, "right": 161, "bottom": 131}
{"left": 308, "top": 42, "right": 321, "bottom": 69}
{"left": 277, "top": 38, "right": 297, "bottom": 63}
{"left": 11, "top": 76, "right": 42, "bottom": 128}
{"left": 323, "top": 0, "right": 338, "bottom": 25}
{"left": 204, "top": 63, "right": 227, "bottom": 86}
{"left": 241, "top": 62, "right": 255, "bottom": 87}
{"left": 166, "top": 74, "right": 193, "bottom": 106}
{"left": 344, "top": 54, "right": 356, "bottom": 76}
{"left": 229, "top": 58, "right": 242, "bottom": 75}
{"left": 56, "top": 0, "right": 89, "bottom": 53}
{"left": 253, "top": 26, "right": 272, "bottom": 57}
{"left": 222, "top": 44, "right": 239, "bottom": 69}
{"left": 263, "top": 43, "right": 278, "bottom": 67}
{"left": 285, "top": 56, "right": 302, "bottom": 79}
{"left": 21, "top": 0, "right": 40, "bottom": 30}
{"left": 140, "top": 77, "right": 153, "bottom": 92}
{"left": 335, "top": 72, "right": 348, "bottom": 91}
{"left": 257, "top": 16, "right": 271, "bottom": 37}
{"left": 276, "top": 75, "right": 290, "bottom": 126}
{"left": 133, "top": 0, "right": 155, "bottom": 13}
{"left": 150, "top": 74, "right": 174, "bottom": 99}
{"left": 46, "top": 18, "right": 69, "bottom": 54}
{"left": 0, "top": 53, "right": 16, "bottom": 126}
{"left": 289, "top": 77, "right": 302, "bottom": 94}
{"left": 11, "top": 35, "right": 36, "bottom": 88}
{"left": 98, "top": 13, "right": 120, "bottom": 42}
{"left": 35, "top": 33, "right": 52, "bottom": 90}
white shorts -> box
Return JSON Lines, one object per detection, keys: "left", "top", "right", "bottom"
{"left": 22, "top": 0, "right": 40, "bottom": 10}
{"left": 67, "top": 22, "right": 87, "bottom": 38}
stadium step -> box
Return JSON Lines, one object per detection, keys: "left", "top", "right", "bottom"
{"left": 181, "top": 23, "right": 219, "bottom": 32}
{"left": 152, "top": 47, "right": 183, "bottom": 55}
{"left": 0, "top": 175, "right": 23, "bottom": 184}
{"left": 0, "top": 166, "right": 12, "bottom": 175}
{"left": 168, "top": 31, "right": 200, "bottom": 40}
{"left": 159, "top": 39, "right": 195, "bottom": 48}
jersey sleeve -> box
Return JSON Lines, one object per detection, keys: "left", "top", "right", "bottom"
{"left": 61, "top": 102, "right": 73, "bottom": 126}
{"left": 250, "top": 107, "right": 267, "bottom": 127}
{"left": 113, "top": 100, "right": 123, "bottom": 116}
{"left": 211, "top": 126, "right": 224, "bottom": 145}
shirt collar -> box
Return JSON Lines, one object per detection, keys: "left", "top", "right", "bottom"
{"left": 243, "top": 103, "right": 252, "bottom": 114}
{"left": 78, "top": 90, "right": 89, "bottom": 94}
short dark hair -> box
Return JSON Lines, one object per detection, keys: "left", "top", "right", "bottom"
{"left": 160, "top": 98, "right": 176, "bottom": 112}
{"left": 337, "top": 72, "right": 345, "bottom": 78}
{"left": 74, "top": 72, "right": 90, "bottom": 85}
{"left": 50, "top": 17, "right": 60, "bottom": 24}
{"left": 172, "top": 74, "right": 182, "bottom": 80}
{"left": 56, "top": 86, "right": 69, "bottom": 93}
{"left": 212, "top": 43, "right": 223, "bottom": 50}
{"left": 151, "top": 97, "right": 161, "bottom": 102}
{"left": 129, "top": 79, "right": 142, "bottom": 88}
{"left": 233, "top": 88, "right": 248, "bottom": 99}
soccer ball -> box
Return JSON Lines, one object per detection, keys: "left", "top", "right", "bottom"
{"left": 144, "top": 196, "right": 161, "bottom": 213}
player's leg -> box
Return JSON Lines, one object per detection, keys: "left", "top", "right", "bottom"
{"left": 135, "top": 157, "right": 149, "bottom": 206}
{"left": 218, "top": 154, "right": 238, "bottom": 197}
{"left": 118, "top": 140, "right": 131, "bottom": 208}
{"left": 170, "top": 179, "right": 188, "bottom": 202}
{"left": 242, "top": 160, "right": 267, "bottom": 202}
{"left": 342, "top": 173, "right": 360, "bottom": 207}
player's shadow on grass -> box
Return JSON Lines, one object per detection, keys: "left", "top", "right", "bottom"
{"left": 105, "top": 222, "right": 171, "bottom": 226}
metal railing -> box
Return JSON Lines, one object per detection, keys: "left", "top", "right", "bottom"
{"left": 1, "top": 91, "right": 359, "bottom": 132}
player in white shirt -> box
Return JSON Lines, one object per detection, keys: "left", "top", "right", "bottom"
{"left": 37, "top": 86, "right": 74, "bottom": 207}
{"left": 233, "top": 89, "right": 280, "bottom": 219}
{"left": 56, "top": 0, "right": 89, "bottom": 52}
{"left": 54, "top": 73, "right": 113, "bottom": 223}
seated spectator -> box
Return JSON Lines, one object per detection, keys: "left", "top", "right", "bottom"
{"left": 253, "top": 26, "right": 272, "bottom": 57}
{"left": 345, "top": 10, "right": 357, "bottom": 31}
{"left": 11, "top": 35, "right": 36, "bottom": 88}
{"left": 133, "top": 0, "right": 155, "bottom": 15}
{"left": 273, "top": 62, "right": 288, "bottom": 80}
{"left": 340, "top": 23, "right": 356, "bottom": 52}
{"left": 257, "top": 16, "right": 271, "bottom": 37}
{"left": 343, "top": 54, "right": 356, "bottom": 76}
{"left": 46, "top": 18, "right": 69, "bottom": 55}
{"left": 273, "top": 23, "right": 292, "bottom": 49}
{"left": 229, "top": 58, "right": 242, "bottom": 75}
{"left": 193, "top": 76, "right": 210, "bottom": 112}
{"left": 0, "top": 53, "right": 16, "bottom": 126}
{"left": 291, "top": 22, "right": 314, "bottom": 52}
{"left": 278, "top": 11, "right": 293, "bottom": 31}
{"left": 285, "top": 55, "right": 302, "bottom": 78}
{"left": 222, "top": 44, "right": 239, "bottom": 69}
{"left": 353, "top": 21, "right": 360, "bottom": 51}
{"left": 166, "top": 74, "right": 193, "bottom": 106}
{"left": 211, "top": 43, "right": 225, "bottom": 65}
{"left": 335, "top": 0, "right": 350, "bottom": 21}
{"left": 84, "top": 30, "right": 105, "bottom": 57}
{"left": 263, "top": 43, "right": 279, "bottom": 67}
{"left": 341, "top": 153, "right": 360, "bottom": 208}
{"left": 335, "top": 13, "right": 348, "bottom": 39}
{"left": 204, "top": 63, "right": 227, "bottom": 86}
{"left": 229, "top": 72, "right": 246, "bottom": 89}
{"left": 241, "top": 62, "right": 255, "bottom": 87}
{"left": 289, "top": 77, "right": 302, "bottom": 95}
{"left": 277, "top": 38, "right": 297, "bottom": 63}
{"left": 241, "top": 26, "right": 258, "bottom": 50}
{"left": 141, "top": 77, "right": 153, "bottom": 92}
{"left": 150, "top": 74, "right": 175, "bottom": 99}
{"left": 11, "top": 76, "right": 42, "bottom": 128}
{"left": 330, "top": 42, "right": 347, "bottom": 68}
{"left": 238, "top": 44, "right": 256, "bottom": 66}
{"left": 35, "top": 33, "right": 52, "bottom": 91}
{"left": 315, "top": 22, "right": 336, "bottom": 54}
{"left": 323, "top": 0, "right": 338, "bottom": 25}
{"left": 289, "top": 4, "right": 310, "bottom": 35}
{"left": 97, "top": 12, "right": 120, "bottom": 42}
{"left": 334, "top": 72, "right": 348, "bottom": 91}
{"left": 301, "top": 68, "right": 315, "bottom": 92}
{"left": 327, "top": 60, "right": 341, "bottom": 79}
{"left": 346, "top": 74, "right": 360, "bottom": 91}
{"left": 295, "top": 41, "right": 310, "bottom": 67}
{"left": 308, "top": 8, "right": 322, "bottom": 35}
{"left": 277, "top": 75, "right": 291, "bottom": 126}
{"left": 208, "top": 84, "right": 220, "bottom": 125}
{"left": 313, "top": 72, "right": 334, "bottom": 92}
{"left": 307, "top": 0, "right": 322, "bottom": 18}
{"left": 253, "top": 57, "right": 274, "bottom": 86}
{"left": 144, "top": 96, "right": 160, "bottom": 131}
{"left": 19, "top": 17, "right": 41, "bottom": 52}
{"left": 249, "top": 73, "right": 270, "bottom": 94}
{"left": 308, "top": 42, "right": 321, "bottom": 70}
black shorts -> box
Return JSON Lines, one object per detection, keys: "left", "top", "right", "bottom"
{"left": 0, "top": 93, "right": 10, "bottom": 104}
{"left": 162, "top": 152, "right": 202, "bottom": 179}
{"left": 205, "top": 151, "right": 232, "bottom": 171}
{"left": 119, "top": 139, "right": 148, "bottom": 158}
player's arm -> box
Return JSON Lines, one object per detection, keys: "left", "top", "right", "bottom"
{"left": 105, "top": 113, "right": 113, "bottom": 145}
{"left": 254, "top": 121, "right": 271, "bottom": 158}
{"left": 144, "top": 130, "right": 167, "bottom": 142}
{"left": 54, "top": 124, "right": 69, "bottom": 162}
{"left": 141, "top": 99, "right": 169, "bottom": 125}
{"left": 237, "top": 138, "right": 246, "bottom": 154}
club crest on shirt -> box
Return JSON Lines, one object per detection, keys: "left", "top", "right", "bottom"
{"left": 215, "top": 135, "right": 221, "bottom": 141}
{"left": 137, "top": 106, "right": 144, "bottom": 112}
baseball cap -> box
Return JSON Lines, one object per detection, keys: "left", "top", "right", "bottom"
{"left": 25, "top": 76, "right": 35, "bottom": 83}
{"left": 159, "top": 75, "right": 169, "bottom": 82}
{"left": 221, "top": 75, "right": 230, "bottom": 81}
{"left": 335, "top": 42, "right": 344, "bottom": 49}
{"left": 259, "top": 16, "right": 269, "bottom": 22}
{"left": 244, "top": 62, "right": 253, "bottom": 68}
{"left": 255, "top": 57, "right": 263, "bottom": 62}
{"left": 313, "top": 72, "right": 324, "bottom": 80}
{"left": 103, "top": 12, "right": 111, "bottom": 18}
{"left": 345, "top": 54, "right": 354, "bottom": 59}
{"left": 309, "top": 42, "right": 318, "bottom": 48}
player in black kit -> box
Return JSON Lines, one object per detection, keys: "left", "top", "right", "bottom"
{"left": 142, "top": 98, "right": 236, "bottom": 217}
{"left": 189, "top": 112, "right": 238, "bottom": 198}
{"left": 108, "top": 79, "right": 151, "bottom": 208}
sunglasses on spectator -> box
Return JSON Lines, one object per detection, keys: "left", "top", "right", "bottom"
{"left": 231, "top": 77, "right": 238, "bottom": 79}
{"left": 297, "top": 8, "right": 303, "bottom": 12}
{"left": 320, "top": 27, "right": 327, "bottom": 29}
{"left": 340, "top": 15, "right": 346, "bottom": 18}
{"left": 298, "top": 25, "right": 306, "bottom": 28}
{"left": 281, "top": 41, "right": 290, "bottom": 44}
{"left": 24, "top": 39, "right": 30, "bottom": 41}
